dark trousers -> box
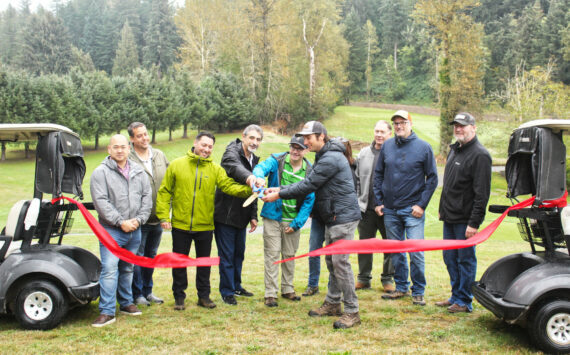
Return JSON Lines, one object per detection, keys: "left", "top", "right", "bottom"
{"left": 357, "top": 209, "right": 394, "bottom": 285}
{"left": 132, "top": 223, "right": 163, "bottom": 299}
{"left": 171, "top": 228, "right": 213, "bottom": 300}
{"left": 214, "top": 222, "right": 246, "bottom": 297}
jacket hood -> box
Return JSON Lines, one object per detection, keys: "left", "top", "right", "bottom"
{"left": 317, "top": 138, "right": 345, "bottom": 158}
{"left": 395, "top": 131, "right": 417, "bottom": 146}
{"left": 101, "top": 156, "right": 144, "bottom": 176}
{"left": 187, "top": 148, "right": 213, "bottom": 163}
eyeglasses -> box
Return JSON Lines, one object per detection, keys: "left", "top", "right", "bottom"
{"left": 290, "top": 145, "right": 305, "bottom": 152}
{"left": 392, "top": 121, "right": 408, "bottom": 127}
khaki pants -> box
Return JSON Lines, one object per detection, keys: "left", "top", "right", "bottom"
{"left": 263, "top": 218, "right": 301, "bottom": 298}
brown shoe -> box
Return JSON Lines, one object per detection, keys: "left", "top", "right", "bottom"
{"left": 197, "top": 298, "right": 216, "bottom": 309}
{"left": 174, "top": 298, "right": 185, "bottom": 311}
{"left": 412, "top": 295, "right": 426, "bottom": 306}
{"left": 264, "top": 297, "right": 278, "bottom": 307}
{"left": 302, "top": 286, "right": 319, "bottom": 296}
{"left": 448, "top": 304, "right": 470, "bottom": 313}
{"left": 382, "top": 283, "right": 395, "bottom": 293}
{"left": 435, "top": 299, "right": 452, "bottom": 307}
{"left": 92, "top": 314, "right": 115, "bottom": 327}
{"left": 308, "top": 301, "right": 342, "bottom": 317}
{"left": 119, "top": 304, "right": 142, "bottom": 316}
{"left": 355, "top": 282, "right": 371, "bottom": 290}
{"left": 381, "top": 291, "right": 410, "bottom": 300}
{"left": 333, "top": 312, "right": 361, "bottom": 329}
{"left": 282, "top": 292, "right": 301, "bottom": 301}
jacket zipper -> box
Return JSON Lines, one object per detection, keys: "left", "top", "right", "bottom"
{"left": 190, "top": 159, "right": 200, "bottom": 230}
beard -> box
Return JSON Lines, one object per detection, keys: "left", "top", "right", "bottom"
{"left": 247, "top": 145, "right": 258, "bottom": 153}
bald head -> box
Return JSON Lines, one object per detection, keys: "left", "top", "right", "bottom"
{"left": 108, "top": 134, "right": 130, "bottom": 167}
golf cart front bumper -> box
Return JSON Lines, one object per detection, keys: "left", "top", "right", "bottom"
{"left": 69, "top": 282, "right": 99, "bottom": 303}
{"left": 472, "top": 282, "right": 527, "bottom": 323}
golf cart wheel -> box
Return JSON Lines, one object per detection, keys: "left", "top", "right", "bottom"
{"left": 14, "top": 280, "right": 68, "bottom": 330}
{"left": 529, "top": 300, "right": 570, "bottom": 354}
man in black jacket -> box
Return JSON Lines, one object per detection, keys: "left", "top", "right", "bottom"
{"left": 437, "top": 112, "right": 492, "bottom": 313}
{"left": 263, "top": 121, "right": 362, "bottom": 329}
{"left": 214, "top": 124, "right": 262, "bottom": 306}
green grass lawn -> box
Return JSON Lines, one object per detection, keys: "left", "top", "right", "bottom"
{"left": 0, "top": 106, "right": 552, "bottom": 354}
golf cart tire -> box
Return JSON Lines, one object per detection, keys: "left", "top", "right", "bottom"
{"left": 529, "top": 300, "right": 570, "bottom": 354}
{"left": 14, "top": 280, "right": 68, "bottom": 330}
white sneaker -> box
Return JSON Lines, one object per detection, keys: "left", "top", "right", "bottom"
{"left": 135, "top": 296, "right": 150, "bottom": 306}
{"left": 146, "top": 293, "right": 164, "bottom": 304}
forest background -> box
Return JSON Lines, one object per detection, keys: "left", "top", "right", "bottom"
{"left": 0, "top": 0, "right": 568, "bottom": 158}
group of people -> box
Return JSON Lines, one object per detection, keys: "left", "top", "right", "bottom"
{"left": 89, "top": 109, "right": 492, "bottom": 330}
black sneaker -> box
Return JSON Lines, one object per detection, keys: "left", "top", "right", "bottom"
{"left": 235, "top": 288, "right": 253, "bottom": 297}
{"left": 223, "top": 295, "right": 238, "bottom": 305}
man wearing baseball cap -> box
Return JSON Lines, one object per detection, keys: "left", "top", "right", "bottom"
{"left": 252, "top": 136, "right": 315, "bottom": 308}
{"left": 262, "top": 121, "right": 362, "bottom": 329}
{"left": 437, "top": 112, "right": 491, "bottom": 313}
{"left": 373, "top": 110, "right": 438, "bottom": 306}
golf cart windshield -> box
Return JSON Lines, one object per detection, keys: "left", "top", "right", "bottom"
{"left": 505, "top": 119, "right": 568, "bottom": 203}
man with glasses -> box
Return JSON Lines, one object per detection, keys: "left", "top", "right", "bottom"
{"left": 373, "top": 110, "right": 438, "bottom": 306}
{"left": 252, "top": 136, "right": 315, "bottom": 308}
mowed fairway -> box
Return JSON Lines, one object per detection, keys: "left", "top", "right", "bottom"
{"left": 0, "top": 106, "right": 548, "bottom": 354}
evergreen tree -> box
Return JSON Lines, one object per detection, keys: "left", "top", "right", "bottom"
{"left": 513, "top": 0, "right": 546, "bottom": 69}
{"left": 142, "top": 0, "right": 180, "bottom": 78}
{"left": 343, "top": 8, "right": 367, "bottom": 95}
{"left": 112, "top": 20, "right": 140, "bottom": 77}
{"left": 19, "top": 9, "right": 74, "bottom": 75}
{"left": 0, "top": 5, "right": 20, "bottom": 66}
{"left": 542, "top": 0, "right": 570, "bottom": 83}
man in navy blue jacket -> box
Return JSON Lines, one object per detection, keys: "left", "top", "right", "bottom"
{"left": 373, "top": 110, "right": 438, "bottom": 306}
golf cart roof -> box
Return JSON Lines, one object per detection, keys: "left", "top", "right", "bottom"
{"left": 0, "top": 124, "right": 78, "bottom": 142}
{"left": 517, "top": 119, "right": 570, "bottom": 134}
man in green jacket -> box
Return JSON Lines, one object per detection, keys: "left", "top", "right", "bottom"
{"left": 156, "top": 132, "right": 252, "bottom": 311}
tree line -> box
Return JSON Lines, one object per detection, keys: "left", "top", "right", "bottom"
{"left": 0, "top": 0, "right": 568, "bottom": 156}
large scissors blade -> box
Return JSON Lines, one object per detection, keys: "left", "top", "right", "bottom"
{"left": 242, "top": 192, "right": 259, "bottom": 207}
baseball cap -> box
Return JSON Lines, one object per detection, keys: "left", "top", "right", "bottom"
{"left": 391, "top": 110, "right": 412, "bottom": 123}
{"left": 449, "top": 112, "right": 475, "bottom": 126}
{"left": 296, "top": 121, "right": 327, "bottom": 136}
{"left": 289, "top": 135, "right": 307, "bottom": 149}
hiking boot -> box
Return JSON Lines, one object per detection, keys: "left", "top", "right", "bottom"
{"left": 355, "top": 282, "right": 371, "bottom": 290}
{"left": 174, "top": 298, "right": 185, "bottom": 311}
{"left": 435, "top": 299, "right": 452, "bottom": 307}
{"left": 119, "top": 304, "right": 142, "bottom": 316}
{"left": 264, "top": 297, "right": 278, "bottom": 307}
{"left": 412, "top": 295, "right": 426, "bottom": 306}
{"left": 381, "top": 291, "right": 410, "bottom": 300}
{"left": 234, "top": 288, "right": 253, "bottom": 297}
{"left": 146, "top": 293, "right": 164, "bottom": 304}
{"left": 223, "top": 295, "right": 238, "bottom": 305}
{"left": 197, "top": 298, "right": 217, "bottom": 309}
{"left": 382, "top": 283, "right": 395, "bottom": 293}
{"left": 448, "top": 304, "right": 470, "bottom": 313}
{"left": 333, "top": 312, "right": 361, "bottom": 329}
{"left": 92, "top": 314, "right": 115, "bottom": 328}
{"left": 282, "top": 292, "right": 301, "bottom": 301}
{"left": 135, "top": 296, "right": 150, "bottom": 306}
{"left": 308, "top": 301, "right": 342, "bottom": 317}
{"left": 302, "top": 286, "right": 319, "bottom": 297}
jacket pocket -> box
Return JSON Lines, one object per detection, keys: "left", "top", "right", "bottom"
{"left": 315, "top": 198, "right": 335, "bottom": 224}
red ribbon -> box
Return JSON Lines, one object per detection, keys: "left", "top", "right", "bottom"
{"left": 52, "top": 196, "right": 219, "bottom": 268}
{"left": 277, "top": 192, "right": 568, "bottom": 264}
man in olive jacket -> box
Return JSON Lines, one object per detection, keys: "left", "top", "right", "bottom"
{"left": 156, "top": 132, "right": 251, "bottom": 311}
{"left": 128, "top": 122, "right": 169, "bottom": 306}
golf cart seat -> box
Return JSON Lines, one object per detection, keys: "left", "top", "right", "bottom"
{"left": 0, "top": 200, "right": 32, "bottom": 260}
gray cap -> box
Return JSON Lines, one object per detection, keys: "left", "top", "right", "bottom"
{"left": 449, "top": 112, "right": 475, "bottom": 126}
{"left": 296, "top": 121, "right": 327, "bottom": 136}
{"left": 289, "top": 136, "right": 307, "bottom": 149}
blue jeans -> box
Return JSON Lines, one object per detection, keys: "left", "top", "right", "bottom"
{"left": 99, "top": 226, "right": 141, "bottom": 315}
{"left": 132, "top": 223, "right": 163, "bottom": 299}
{"left": 383, "top": 207, "right": 426, "bottom": 296}
{"left": 443, "top": 222, "right": 476, "bottom": 311}
{"left": 307, "top": 218, "right": 325, "bottom": 288}
{"left": 214, "top": 223, "right": 247, "bottom": 297}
